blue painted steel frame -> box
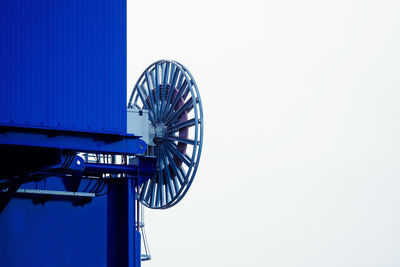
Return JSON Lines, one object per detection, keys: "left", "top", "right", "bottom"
{"left": 0, "top": 127, "right": 147, "bottom": 155}
{"left": 0, "top": 0, "right": 147, "bottom": 265}
{"left": 0, "top": 179, "right": 141, "bottom": 267}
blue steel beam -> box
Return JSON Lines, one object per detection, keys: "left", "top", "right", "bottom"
{"left": 0, "top": 128, "right": 146, "bottom": 155}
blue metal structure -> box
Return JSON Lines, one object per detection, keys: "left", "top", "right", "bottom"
{"left": 0, "top": 1, "right": 147, "bottom": 266}
{"left": 0, "top": 1, "right": 203, "bottom": 266}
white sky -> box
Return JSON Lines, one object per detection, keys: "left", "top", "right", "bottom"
{"left": 127, "top": 1, "right": 400, "bottom": 266}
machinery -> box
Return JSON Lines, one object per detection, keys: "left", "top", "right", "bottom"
{"left": 0, "top": 1, "right": 203, "bottom": 267}
{"left": 128, "top": 60, "right": 203, "bottom": 209}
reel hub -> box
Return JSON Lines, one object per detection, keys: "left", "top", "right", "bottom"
{"left": 153, "top": 123, "right": 167, "bottom": 145}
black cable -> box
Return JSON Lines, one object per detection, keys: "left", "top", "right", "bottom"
{"left": 81, "top": 178, "right": 94, "bottom": 193}
{"left": 96, "top": 182, "right": 111, "bottom": 197}
{"left": 88, "top": 178, "right": 101, "bottom": 193}
{"left": 95, "top": 179, "right": 107, "bottom": 194}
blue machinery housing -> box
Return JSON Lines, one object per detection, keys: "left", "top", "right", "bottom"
{"left": 0, "top": 1, "right": 151, "bottom": 266}
{"left": 0, "top": 0, "right": 204, "bottom": 266}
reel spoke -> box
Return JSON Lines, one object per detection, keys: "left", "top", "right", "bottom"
{"left": 155, "top": 63, "right": 160, "bottom": 121}
{"left": 164, "top": 147, "right": 186, "bottom": 185}
{"left": 157, "top": 153, "right": 163, "bottom": 207}
{"left": 136, "top": 85, "right": 156, "bottom": 123}
{"left": 161, "top": 148, "right": 173, "bottom": 202}
{"left": 166, "top": 99, "right": 194, "bottom": 125}
{"left": 163, "top": 146, "right": 181, "bottom": 195}
{"left": 160, "top": 62, "right": 170, "bottom": 119}
{"left": 167, "top": 136, "right": 195, "bottom": 146}
{"left": 145, "top": 71, "right": 157, "bottom": 117}
{"left": 167, "top": 118, "right": 196, "bottom": 133}
{"left": 162, "top": 68, "right": 180, "bottom": 120}
{"left": 164, "top": 80, "right": 188, "bottom": 120}
{"left": 165, "top": 141, "right": 192, "bottom": 167}
{"left": 161, "top": 148, "right": 174, "bottom": 203}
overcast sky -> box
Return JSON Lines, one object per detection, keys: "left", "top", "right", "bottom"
{"left": 127, "top": 1, "right": 400, "bottom": 266}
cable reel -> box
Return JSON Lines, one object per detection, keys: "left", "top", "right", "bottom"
{"left": 128, "top": 60, "right": 203, "bottom": 209}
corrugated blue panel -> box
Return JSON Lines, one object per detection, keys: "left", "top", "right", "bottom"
{"left": 0, "top": 0, "right": 127, "bottom": 134}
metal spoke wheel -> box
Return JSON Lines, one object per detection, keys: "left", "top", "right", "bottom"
{"left": 128, "top": 60, "right": 203, "bottom": 209}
